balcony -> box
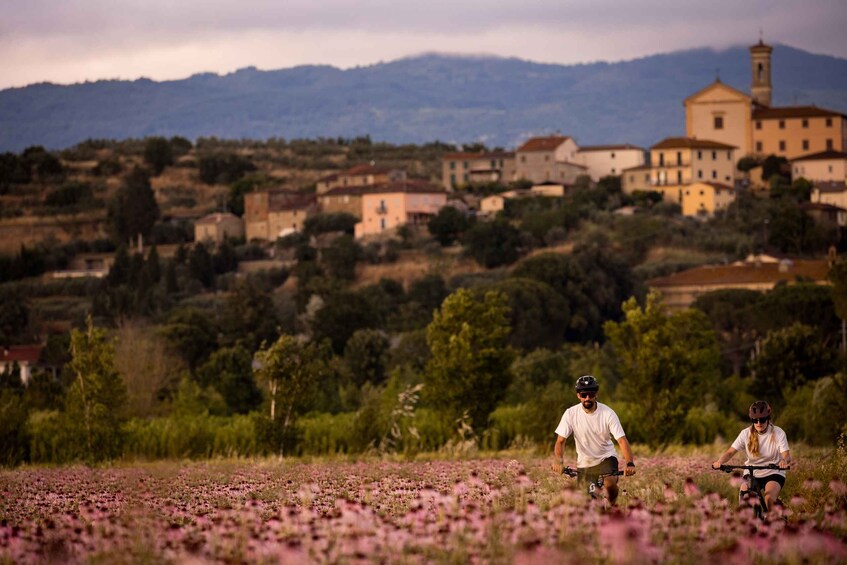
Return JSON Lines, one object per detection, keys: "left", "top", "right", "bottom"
{"left": 376, "top": 204, "right": 388, "bottom": 215}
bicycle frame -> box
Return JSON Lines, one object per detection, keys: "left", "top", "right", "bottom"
{"left": 713, "top": 464, "right": 789, "bottom": 519}
{"left": 561, "top": 466, "right": 625, "bottom": 499}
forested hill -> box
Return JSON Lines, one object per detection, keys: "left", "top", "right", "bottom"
{"left": 2, "top": 44, "right": 847, "bottom": 152}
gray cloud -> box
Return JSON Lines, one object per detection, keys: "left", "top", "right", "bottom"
{"left": 2, "top": 0, "right": 845, "bottom": 88}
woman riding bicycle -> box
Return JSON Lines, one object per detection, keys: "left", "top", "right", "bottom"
{"left": 551, "top": 375, "right": 636, "bottom": 506}
{"left": 712, "top": 400, "right": 791, "bottom": 515}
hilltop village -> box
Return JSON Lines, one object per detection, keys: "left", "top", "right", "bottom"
{"left": 0, "top": 39, "right": 846, "bottom": 466}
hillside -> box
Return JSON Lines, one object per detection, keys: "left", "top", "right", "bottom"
{"left": 2, "top": 44, "right": 847, "bottom": 152}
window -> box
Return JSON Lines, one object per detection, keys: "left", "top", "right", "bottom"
{"left": 756, "top": 141, "right": 763, "bottom": 152}
{"left": 491, "top": 160, "right": 496, "bottom": 168}
{"left": 827, "top": 139, "right": 834, "bottom": 150}
{"left": 697, "top": 150, "right": 702, "bottom": 159}
{"left": 700, "top": 190, "right": 704, "bottom": 196}
{"left": 698, "top": 170, "right": 703, "bottom": 179}
{"left": 712, "top": 170, "right": 717, "bottom": 179}
{"left": 611, "top": 152, "right": 616, "bottom": 158}
{"left": 802, "top": 140, "right": 809, "bottom": 151}
{"left": 826, "top": 118, "right": 833, "bottom": 127}
{"left": 711, "top": 151, "right": 717, "bottom": 160}
{"left": 520, "top": 156, "right": 526, "bottom": 163}
{"left": 756, "top": 121, "right": 762, "bottom": 130}
{"left": 802, "top": 119, "right": 809, "bottom": 128}
{"left": 779, "top": 120, "right": 785, "bottom": 129}
{"left": 545, "top": 155, "right": 550, "bottom": 162}
{"left": 659, "top": 154, "right": 665, "bottom": 166}
{"left": 611, "top": 168, "right": 616, "bottom": 173}
{"left": 727, "top": 151, "right": 732, "bottom": 160}
{"left": 676, "top": 171, "right": 682, "bottom": 183}
{"left": 463, "top": 174, "right": 468, "bottom": 181}
{"left": 676, "top": 152, "right": 682, "bottom": 165}
{"left": 779, "top": 141, "right": 786, "bottom": 151}
{"left": 829, "top": 165, "right": 833, "bottom": 173}
{"left": 449, "top": 161, "right": 455, "bottom": 170}
{"left": 450, "top": 174, "right": 456, "bottom": 185}
{"left": 463, "top": 161, "right": 468, "bottom": 169}
{"left": 714, "top": 116, "right": 724, "bottom": 130}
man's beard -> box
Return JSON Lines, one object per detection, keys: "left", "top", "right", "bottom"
{"left": 582, "top": 399, "right": 595, "bottom": 410}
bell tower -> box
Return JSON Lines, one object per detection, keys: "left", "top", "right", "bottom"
{"left": 750, "top": 39, "right": 773, "bottom": 107}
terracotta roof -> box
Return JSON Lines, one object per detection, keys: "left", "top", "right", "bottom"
{"left": 1, "top": 346, "right": 43, "bottom": 364}
{"left": 266, "top": 191, "right": 316, "bottom": 211}
{"left": 517, "top": 136, "right": 572, "bottom": 152}
{"left": 442, "top": 151, "right": 514, "bottom": 160}
{"left": 791, "top": 150, "right": 847, "bottom": 162}
{"left": 196, "top": 212, "right": 242, "bottom": 225}
{"left": 343, "top": 164, "right": 393, "bottom": 175}
{"left": 324, "top": 180, "right": 445, "bottom": 197}
{"left": 648, "top": 259, "right": 830, "bottom": 288}
{"left": 753, "top": 106, "right": 846, "bottom": 120}
{"left": 317, "top": 173, "right": 339, "bottom": 183}
{"left": 801, "top": 202, "right": 847, "bottom": 213}
{"left": 652, "top": 137, "right": 736, "bottom": 150}
{"left": 813, "top": 180, "right": 846, "bottom": 193}
{"left": 750, "top": 40, "right": 773, "bottom": 52}
{"left": 578, "top": 144, "right": 644, "bottom": 152}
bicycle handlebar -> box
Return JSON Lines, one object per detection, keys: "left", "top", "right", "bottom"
{"left": 714, "top": 464, "right": 790, "bottom": 473}
{"left": 561, "top": 466, "right": 625, "bottom": 478}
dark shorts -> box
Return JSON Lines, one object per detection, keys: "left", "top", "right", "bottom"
{"left": 746, "top": 473, "right": 785, "bottom": 492}
{"left": 578, "top": 456, "right": 618, "bottom": 485}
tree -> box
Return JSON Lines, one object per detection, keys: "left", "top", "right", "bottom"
{"left": 424, "top": 289, "right": 515, "bottom": 431}
{"left": 253, "top": 335, "right": 330, "bottom": 456}
{"left": 321, "top": 235, "right": 360, "bottom": 281}
{"left": 197, "top": 345, "right": 262, "bottom": 414}
{"left": 692, "top": 288, "right": 763, "bottom": 376}
{"left": 0, "top": 287, "right": 30, "bottom": 346}
{"left": 428, "top": 206, "right": 472, "bottom": 246}
{"left": 310, "top": 290, "right": 380, "bottom": 354}
{"left": 830, "top": 258, "right": 847, "bottom": 323}
{"left": 749, "top": 323, "right": 836, "bottom": 411}
{"left": 343, "top": 329, "right": 390, "bottom": 387}
{"left": 484, "top": 278, "right": 569, "bottom": 352}
{"left": 107, "top": 167, "right": 160, "bottom": 245}
{"left": 219, "top": 278, "right": 280, "bottom": 353}
{"left": 64, "top": 317, "right": 128, "bottom": 461}
{"left": 462, "top": 218, "right": 523, "bottom": 268}
{"left": 159, "top": 308, "right": 219, "bottom": 374}
{"left": 114, "top": 321, "right": 180, "bottom": 418}
{"left": 143, "top": 137, "right": 174, "bottom": 176}
{"left": 604, "top": 292, "right": 722, "bottom": 447}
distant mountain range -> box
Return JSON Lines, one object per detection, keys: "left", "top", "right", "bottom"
{"left": 2, "top": 44, "right": 847, "bottom": 153}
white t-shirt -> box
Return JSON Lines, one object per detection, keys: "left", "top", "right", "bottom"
{"left": 731, "top": 424, "right": 790, "bottom": 478}
{"left": 554, "top": 402, "right": 626, "bottom": 468}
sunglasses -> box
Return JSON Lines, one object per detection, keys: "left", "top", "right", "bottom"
{"left": 578, "top": 392, "right": 597, "bottom": 399}
{"left": 751, "top": 417, "right": 769, "bottom": 424}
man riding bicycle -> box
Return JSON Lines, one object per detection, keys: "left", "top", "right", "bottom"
{"left": 551, "top": 375, "right": 636, "bottom": 505}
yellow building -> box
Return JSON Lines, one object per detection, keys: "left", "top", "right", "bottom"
{"left": 791, "top": 150, "right": 847, "bottom": 182}
{"left": 685, "top": 39, "right": 847, "bottom": 163}
{"left": 752, "top": 107, "right": 847, "bottom": 159}
{"left": 685, "top": 80, "right": 753, "bottom": 156}
{"left": 354, "top": 181, "right": 447, "bottom": 238}
{"left": 649, "top": 137, "right": 736, "bottom": 206}
{"left": 680, "top": 182, "right": 736, "bottom": 217}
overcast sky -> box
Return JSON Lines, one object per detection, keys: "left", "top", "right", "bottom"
{"left": 2, "top": 0, "right": 845, "bottom": 90}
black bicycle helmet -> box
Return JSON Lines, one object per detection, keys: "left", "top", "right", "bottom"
{"left": 749, "top": 400, "right": 772, "bottom": 420}
{"left": 575, "top": 375, "right": 600, "bottom": 393}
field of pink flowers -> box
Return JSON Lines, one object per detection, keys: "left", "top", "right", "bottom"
{"left": 1, "top": 453, "right": 845, "bottom": 564}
